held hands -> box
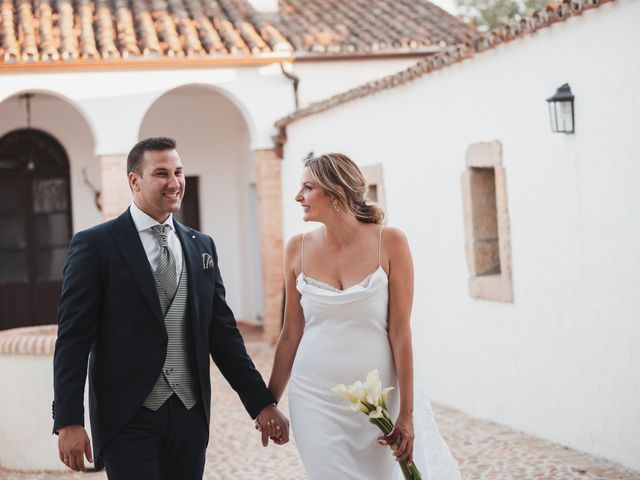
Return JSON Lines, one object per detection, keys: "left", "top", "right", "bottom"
{"left": 254, "top": 404, "right": 290, "bottom": 447}
{"left": 58, "top": 425, "right": 93, "bottom": 471}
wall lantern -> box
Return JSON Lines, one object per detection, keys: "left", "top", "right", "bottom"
{"left": 546, "top": 83, "right": 575, "bottom": 134}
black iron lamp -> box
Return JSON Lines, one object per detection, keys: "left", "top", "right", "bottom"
{"left": 546, "top": 83, "right": 575, "bottom": 134}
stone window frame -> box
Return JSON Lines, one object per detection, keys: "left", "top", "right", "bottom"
{"left": 361, "top": 163, "right": 387, "bottom": 221}
{"left": 461, "top": 140, "right": 513, "bottom": 303}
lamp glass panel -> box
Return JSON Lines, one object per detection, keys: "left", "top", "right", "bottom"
{"left": 548, "top": 102, "right": 559, "bottom": 132}
{"left": 559, "top": 101, "right": 573, "bottom": 132}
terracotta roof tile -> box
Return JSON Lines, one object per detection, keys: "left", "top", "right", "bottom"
{"left": 1, "top": 0, "right": 19, "bottom": 62}
{"left": 37, "top": 0, "right": 59, "bottom": 61}
{"left": 274, "top": 0, "right": 614, "bottom": 137}
{"left": 132, "top": 0, "right": 162, "bottom": 56}
{"left": 78, "top": 0, "right": 100, "bottom": 60}
{"left": 58, "top": 0, "right": 79, "bottom": 60}
{"left": 270, "top": 0, "right": 474, "bottom": 54}
{"left": 17, "top": 0, "right": 39, "bottom": 61}
{"left": 186, "top": 0, "right": 227, "bottom": 55}
{"left": 1, "top": 0, "right": 473, "bottom": 65}
{"left": 95, "top": 0, "right": 120, "bottom": 59}
{"left": 114, "top": 0, "right": 141, "bottom": 57}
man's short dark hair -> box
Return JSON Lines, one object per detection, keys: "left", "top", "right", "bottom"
{"left": 127, "top": 137, "right": 177, "bottom": 174}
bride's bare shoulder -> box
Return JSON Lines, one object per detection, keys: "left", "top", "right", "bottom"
{"left": 288, "top": 227, "right": 324, "bottom": 247}
{"left": 285, "top": 228, "right": 323, "bottom": 268}
{"left": 381, "top": 227, "right": 411, "bottom": 265}
{"left": 382, "top": 226, "right": 408, "bottom": 244}
{"left": 285, "top": 234, "right": 303, "bottom": 260}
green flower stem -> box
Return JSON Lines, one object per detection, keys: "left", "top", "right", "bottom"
{"left": 369, "top": 418, "right": 383, "bottom": 431}
{"left": 399, "top": 460, "right": 412, "bottom": 478}
{"left": 409, "top": 463, "right": 423, "bottom": 479}
{"left": 380, "top": 417, "right": 394, "bottom": 432}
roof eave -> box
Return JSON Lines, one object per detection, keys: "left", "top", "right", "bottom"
{"left": 0, "top": 47, "right": 457, "bottom": 73}
{"left": 0, "top": 53, "right": 296, "bottom": 73}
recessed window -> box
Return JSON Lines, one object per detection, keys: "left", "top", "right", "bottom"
{"left": 361, "top": 163, "right": 385, "bottom": 209}
{"left": 461, "top": 141, "right": 513, "bottom": 303}
{"left": 468, "top": 167, "right": 500, "bottom": 276}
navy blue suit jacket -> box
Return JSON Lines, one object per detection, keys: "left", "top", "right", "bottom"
{"left": 52, "top": 208, "right": 275, "bottom": 468}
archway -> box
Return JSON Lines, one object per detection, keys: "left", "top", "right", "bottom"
{"left": 0, "top": 129, "right": 72, "bottom": 329}
{"left": 139, "top": 85, "right": 262, "bottom": 324}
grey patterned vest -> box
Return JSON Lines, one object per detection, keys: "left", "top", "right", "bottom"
{"left": 143, "top": 255, "right": 198, "bottom": 410}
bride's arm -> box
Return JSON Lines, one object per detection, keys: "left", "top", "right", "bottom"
{"left": 386, "top": 227, "right": 416, "bottom": 465}
{"left": 268, "top": 234, "right": 306, "bottom": 403}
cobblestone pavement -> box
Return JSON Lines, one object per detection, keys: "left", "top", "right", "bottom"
{"left": 2, "top": 341, "right": 638, "bottom": 480}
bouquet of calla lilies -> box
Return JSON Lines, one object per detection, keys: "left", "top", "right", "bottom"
{"left": 331, "top": 370, "right": 422, "bottom": 480}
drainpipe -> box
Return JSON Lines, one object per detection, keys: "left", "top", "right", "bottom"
{"left": 280, "top": 63, "right": 300, "bottom": 111}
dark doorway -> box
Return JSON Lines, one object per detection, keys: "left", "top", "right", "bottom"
{"left": 0, "top": 129, "right": 72, "bottom": 330}
{"left": 174, "top": 176, "right": 200, "bottom": 230}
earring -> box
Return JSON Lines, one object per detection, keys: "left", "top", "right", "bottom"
{"left": 332, "top": 200, "right": 340, "bottom": 212}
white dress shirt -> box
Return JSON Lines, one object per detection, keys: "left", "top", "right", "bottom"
{"left": 130, "top": 202, "right": 183, "bottom": 284}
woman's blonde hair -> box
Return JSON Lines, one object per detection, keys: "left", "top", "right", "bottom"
{"left": 304, "top": 153, "right": 385, "bottom": 225}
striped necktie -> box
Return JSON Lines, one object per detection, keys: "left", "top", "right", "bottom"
{"left": 151, "top": 224, "right": 178, "bottom": 300}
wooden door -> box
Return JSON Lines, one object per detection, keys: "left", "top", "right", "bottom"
{"left": 0, "top": 129, "right": 72, "bottom": 330}
{"left": 174, "top": 176, "right": 200, "bottom": 230}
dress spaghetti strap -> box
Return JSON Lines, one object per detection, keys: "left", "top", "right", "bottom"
{"left": 300, "top": 232, "right": 306, "bottom": 275}
{"left": 378, "top": 226, "right": 385, "bottom": 268}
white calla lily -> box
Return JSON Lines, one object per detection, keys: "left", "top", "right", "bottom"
{"left": 331, "top": 384, "right": 350, "bottom": 400}
{"left": 368, "top": 406, "right": 384, "bottom": 419}
{"left": 330, "top": 370, "right": 422, "bottom": 479}
{"left": 347, "top": 380, "right": 367, "bottom": 404}
{"left": 364, "top": 369, "right": 383, "bottom": 405}
{"left": 332, "top": 382, "right": 365, "bottom": 411}
{"left": 381, "top": 386, "right": 394, "bottom": 409}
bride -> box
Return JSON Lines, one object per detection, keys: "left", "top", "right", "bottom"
{"left": 263, "top": 153, "right": 461, "bottom": 479}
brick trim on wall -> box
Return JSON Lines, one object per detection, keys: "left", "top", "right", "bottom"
{"left": 254, "top": 149, "right": 284, "bottom": 343}
{"left": 99, "top": 155, "right": 130, "bottom": 220}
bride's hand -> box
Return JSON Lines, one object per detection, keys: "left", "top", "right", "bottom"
{"left": 392, "top": 413, "right": 414, "bottom": 466}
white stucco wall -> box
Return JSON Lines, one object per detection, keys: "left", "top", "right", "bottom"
{"left": 0, "top": 66, "right": 293, "bottom": 154}
{"left": 281, "top": 0, "right": 640, "bottom": 470}
{"left": 0, "top": 354, "right": 91, "bottom": 471}
{"left": 0, "top": 58, "right": 418, "bottom": 157}
{"left": 290, "top": 58, "right": 418, "bottom": 106}
{"left": 139, "top": 86, "right": 258, "bottom": 322}
{"left": 0, "top": 94, "right": 102, "bottom": 232}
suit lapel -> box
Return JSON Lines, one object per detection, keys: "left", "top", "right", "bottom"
{"left": 174, "top": 221, "right": 201, "bottom": 334}
{"left": 110, "top": 209, "right": 164, "bottom": 327}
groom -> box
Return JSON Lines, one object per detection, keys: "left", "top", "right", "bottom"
{"left": 52, "top": 137, "right": 288, "bottom": 479}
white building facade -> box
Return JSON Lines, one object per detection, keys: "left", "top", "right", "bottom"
{"left": 0, "top": 56, "right": 424, "bottom": 333}
{"left": 277, "top": 0, "right": 640, "bottom": 470}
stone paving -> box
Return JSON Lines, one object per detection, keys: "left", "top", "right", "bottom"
{"left": 2, "top": 341, "right": 638, "bottom": 480}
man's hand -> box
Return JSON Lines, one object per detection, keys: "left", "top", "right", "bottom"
{"left": 255, "top": 405, "right": 289, "bottom": 446}
{"left": 58, "top": 425, "right": 93, "bottom": 471}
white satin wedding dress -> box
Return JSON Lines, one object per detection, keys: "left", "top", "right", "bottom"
{"left": 288, "top": 230, "right": 461, "bottom": 479}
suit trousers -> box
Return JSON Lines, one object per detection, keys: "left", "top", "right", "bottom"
{"left": 102, "top": 394, "right": 208, "bottom": 480}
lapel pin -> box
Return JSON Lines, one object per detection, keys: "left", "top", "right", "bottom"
{"left": 192, "top": 235, "right": 195, "bottom": 239}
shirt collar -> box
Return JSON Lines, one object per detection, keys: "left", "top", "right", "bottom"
{"left": 130, "top": 202, "right": 175, "bottom": 233}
